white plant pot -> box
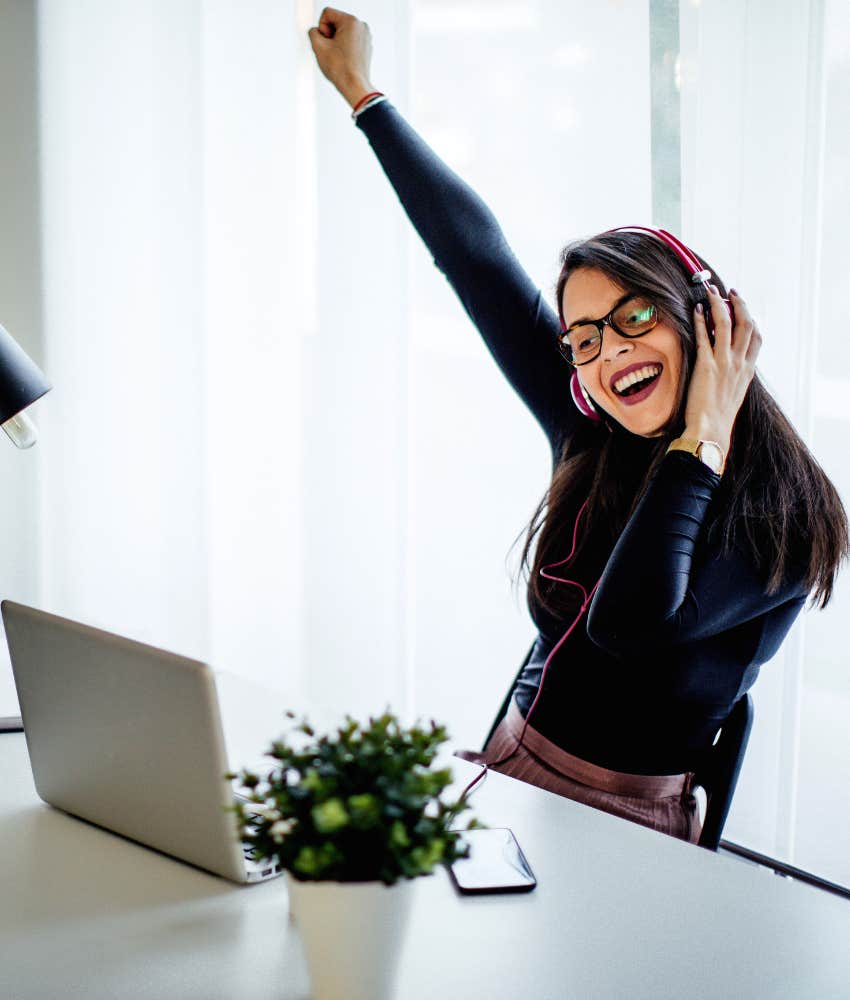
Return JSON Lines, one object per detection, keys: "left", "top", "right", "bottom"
{"left": 285, "top": 872, "right": 415, "bottom": 1000}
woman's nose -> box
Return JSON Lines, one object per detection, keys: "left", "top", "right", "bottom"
{"left": 601, "top": 325, "right": 633, "bottom": 361}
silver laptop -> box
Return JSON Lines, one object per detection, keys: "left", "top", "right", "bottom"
{"left": 2, "top": 599, "right": 283, "bottom": 884}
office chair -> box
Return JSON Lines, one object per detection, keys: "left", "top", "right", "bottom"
{"left": 694, "top": 693, "right": 753, "bottom": 850}
{"left": 481, "top": 642, "right": 535, "bottom": 751}
{"left": 481, "top": 645, "right": 754, "bottom": 851}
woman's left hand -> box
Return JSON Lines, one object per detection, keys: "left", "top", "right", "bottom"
{"left": 683, "top": 285, "right": 762, "bottom": 452}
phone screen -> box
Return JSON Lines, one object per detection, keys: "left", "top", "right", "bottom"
{"left": 448, "top": 827, "right": 536, "bottom": 895}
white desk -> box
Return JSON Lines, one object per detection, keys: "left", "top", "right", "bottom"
{"left": 2, "top": 730, "right": 849, "bottom": 1000}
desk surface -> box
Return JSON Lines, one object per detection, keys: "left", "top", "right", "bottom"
{"left": 2, "top": 730, "right": 849, "bottom": 1000}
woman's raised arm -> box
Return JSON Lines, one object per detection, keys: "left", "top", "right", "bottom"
{"left": 308, "top": 7, "right": 578, "bottom": 452}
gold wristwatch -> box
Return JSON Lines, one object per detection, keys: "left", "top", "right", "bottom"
{"left": 666, "top": 437, "right": 725, "bottom": 475}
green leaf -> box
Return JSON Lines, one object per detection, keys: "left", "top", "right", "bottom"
{"left": 347, "top": 793, "right": 381, "bottom": 829}
{"left": 389, "top": 820, "right": 410, "bottom": 849}
{"left": 311, "top": 797, "right": 350, "bottom": 834}
{"left": 301, "top": 769, "right": 324, "bottom": 794}
{"left": 292, "top": 846, "right": 322, "bottom": 877}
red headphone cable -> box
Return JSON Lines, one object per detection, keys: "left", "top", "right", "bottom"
{"left": 456, "top": 497, "right": 601, "bottom": 803}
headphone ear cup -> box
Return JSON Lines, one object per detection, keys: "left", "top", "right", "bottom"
{"left": 570, "top": 370, "right": 602, "bottom": 422}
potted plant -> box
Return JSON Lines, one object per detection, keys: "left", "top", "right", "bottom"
{"left": 227, "top": 708, "right": 481, "bottom": 1000}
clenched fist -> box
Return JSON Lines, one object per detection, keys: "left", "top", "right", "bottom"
{"left": 307, "top": 7, "right": 376, "bottom": 109}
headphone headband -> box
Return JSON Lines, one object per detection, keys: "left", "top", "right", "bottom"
{"left": 603, "top": 225, "right": 713, "bottom": 287}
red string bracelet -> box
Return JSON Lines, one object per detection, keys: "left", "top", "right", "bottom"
{"left": 351, "top": 90, "right": 384, "bottom": 114}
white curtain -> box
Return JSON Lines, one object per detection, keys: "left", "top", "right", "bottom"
{"left": 679, "top": 0, "right": 850, "bottom": 886}
{"left": 29, "top": 0, "right": 306, "bottom": 704}
{"left": 404, "top": 0, "right": 654, "bottom": 750}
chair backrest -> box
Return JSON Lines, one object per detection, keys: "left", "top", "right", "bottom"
{"left": 481, "top": 643, "right": 535, "bottom": 753}
{"left": 695, "top": 694, "right": 754, "bottom": 850}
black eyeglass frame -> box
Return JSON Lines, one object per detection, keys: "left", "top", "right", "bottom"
{"left": 557, "top": 293, "right": 660, "bottom": 367}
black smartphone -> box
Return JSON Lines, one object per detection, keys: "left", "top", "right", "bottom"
{"left": 448, "top": 827, "right": 537, "bottom": 895}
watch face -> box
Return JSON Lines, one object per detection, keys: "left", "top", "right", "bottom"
{"left": 699, "top": 442, "right": 723, "bottom": 473}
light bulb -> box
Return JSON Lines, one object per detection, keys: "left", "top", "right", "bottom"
{"left": 2, "top": 409, "right": 38, "bottom": 449}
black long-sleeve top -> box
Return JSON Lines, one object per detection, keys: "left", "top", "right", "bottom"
{"left": 355, "top": 100, "right": 810, "bottom": 775}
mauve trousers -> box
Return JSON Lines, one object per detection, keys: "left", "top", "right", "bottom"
{"left": 457, "top": 698, "right": 701, "bottom": 845}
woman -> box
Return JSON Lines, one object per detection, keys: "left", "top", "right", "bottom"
{"left": 308, "top": 9, "right": 848, "bottom": 843}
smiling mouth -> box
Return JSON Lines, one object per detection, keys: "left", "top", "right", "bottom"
{"left": 612, "top": 365, "right": 663, "bottom": 403}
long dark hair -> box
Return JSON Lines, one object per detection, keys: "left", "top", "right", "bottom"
{"left": 514, "top": 231, "right": 848, "bottom": 619}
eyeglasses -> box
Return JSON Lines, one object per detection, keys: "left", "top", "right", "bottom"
{"left": 557, "top": 293, "right": 660, "bottom": 367}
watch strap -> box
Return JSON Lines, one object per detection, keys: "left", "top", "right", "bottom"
{"left": 666, "top": 436, "right": 725, "bottom": 475}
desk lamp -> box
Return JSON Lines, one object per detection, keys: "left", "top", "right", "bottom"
{"left": 0, "top": 321, "right": 51, "bottom": 448}
{"left": 0, "top": 319, "right": 50, "bottom": 732}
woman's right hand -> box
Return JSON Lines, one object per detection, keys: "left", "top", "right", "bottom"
{"left": 307, "top": 7, "right": 376, "bottom": 109}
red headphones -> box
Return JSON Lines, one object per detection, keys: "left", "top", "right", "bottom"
{"left": 563, "top": 225, "right": 727, "bottom": 422}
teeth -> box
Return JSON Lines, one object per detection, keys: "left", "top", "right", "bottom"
{"left": 614, "top": 365, "right": 662, "bottom": 395}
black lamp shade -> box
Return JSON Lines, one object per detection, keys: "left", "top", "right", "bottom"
{"left": 0, "top": 323, "right": 51, "bottom": 425}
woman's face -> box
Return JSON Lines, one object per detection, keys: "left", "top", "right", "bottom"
{"left": 561, "top": 267, "right": 683, "bottom": 437}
